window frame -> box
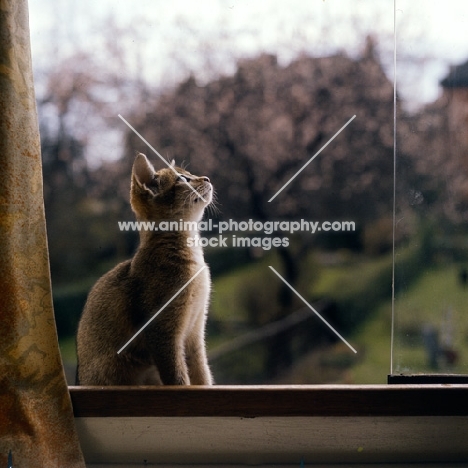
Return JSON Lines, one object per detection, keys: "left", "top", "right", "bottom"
{"left": 70, "top": 384, "right": 468, "bottom": 418}
{"left": 71, "top": 384, "right": 468, "bottom": 465}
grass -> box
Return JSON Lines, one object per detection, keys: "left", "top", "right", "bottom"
{"left": 208, "top": 250, "right": 395, "bottom": 384}
{"left": 392, "top": 263, "right": 468, "bottom": 374}
{"left": 345, "top": 262, "right": 468, "bottom": 383}
{"left": 347, "top": 302, "right": 392, "bottom": 384}
{"left": 210, "top": 261, "right": 262, "bottom": 322}
{"left": 63, "top": 251, "right": 468, "bottom": 384}
{"left": 281, "top": 253, "right": 394, "bottom": 384}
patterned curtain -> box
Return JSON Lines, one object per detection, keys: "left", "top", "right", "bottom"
{"left": 0, "top": 1, "right": 85, "bottom": 466}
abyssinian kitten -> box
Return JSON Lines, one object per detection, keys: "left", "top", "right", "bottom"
{"left": 76, "top": 153, "right": 213, "bottom": 385}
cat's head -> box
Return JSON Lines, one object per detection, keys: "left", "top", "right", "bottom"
{"left": 130, "top": 153, "right": 212, "bottom": 222}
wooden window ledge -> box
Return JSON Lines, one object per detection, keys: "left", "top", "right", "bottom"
{"left": 70, "top": 385, "right": 468, "bottom": 466}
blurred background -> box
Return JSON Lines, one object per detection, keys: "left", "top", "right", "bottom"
{"left": 28, "top": 0, "right": 468, "bottom": 384}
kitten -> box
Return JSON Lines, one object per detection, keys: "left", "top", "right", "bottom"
{"left": 76, "top": 153, "right": 213, "bottom": 385}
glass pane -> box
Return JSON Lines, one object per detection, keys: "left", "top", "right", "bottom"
{"left": 393, "top": 0, "right": 468, "bottom": 376}
{"left": 31, "top": 0, "right": 397, "bottom": 385}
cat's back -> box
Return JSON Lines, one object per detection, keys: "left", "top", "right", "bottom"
{"left": 77, "top": 259, "right": 136, "bottom": 347}
{"left": 84, "top": 259, "right": 133, "bottom": 309}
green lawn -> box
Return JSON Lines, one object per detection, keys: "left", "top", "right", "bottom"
{"left": 347, "top": 303, "right": 392, "bottom": 384}
{"left": 349, "top": 263, "right": 468, "bottom": 383}
{"left": 392, "top": 264, "right": 468, "bottom": 374}
{"left": 209, "top": 251, "right": 394, "bottom": 384}
{"left": 61, "top": 253, "right": 468, "bottom": 384}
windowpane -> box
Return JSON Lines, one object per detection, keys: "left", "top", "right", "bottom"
{"left": 393, "top": 0, "right": 468, "bottom": 376}
{"left": 30, "top": 0, "right": 399, "bottom": 385}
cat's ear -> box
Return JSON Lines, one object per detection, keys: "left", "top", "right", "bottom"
{"left": 133, "top": 153, "right": 156, "bottom": 188}
{"left": 170, "top": 159, "right": 176, "bottom": 167}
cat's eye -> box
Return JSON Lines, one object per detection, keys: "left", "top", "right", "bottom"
{"left": 177, "top": 175, "right": 189, "bottom": 183}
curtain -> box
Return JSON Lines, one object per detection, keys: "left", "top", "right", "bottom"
{"left": 0, "top": 1, "right": 86, "bottom": 466}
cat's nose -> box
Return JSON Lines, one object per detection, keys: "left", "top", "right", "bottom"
{"left": 201, "top": 176, "right": 210, "bottom": 183}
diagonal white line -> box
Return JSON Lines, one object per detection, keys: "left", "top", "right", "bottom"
{"left": 118, "top": 113, "right": 207, "bottom": 202}
{"left": 268, "top": 115, "right": 356, "bottom": 202}
{"left": 117, "top": 265, "right": 207, "bottom": 354}
{"left": 268, "top": 266, "right": 357, "bottom": 353}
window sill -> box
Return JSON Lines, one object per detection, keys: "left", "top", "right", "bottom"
{"left": 70, "top": 384, "right": 468, "bottom": 417}
{"left": 70, "top": 385, "right": 468, "bottom": 465}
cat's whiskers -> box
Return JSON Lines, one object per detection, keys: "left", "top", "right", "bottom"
{"left": 206, "top": 201, "right": 220, "bottom": 217}
{"left": 206, "top": 190, "right": 220, "bottom": 217}
{"left": 185, "top": 183, "right": 211, "bottom": 206}
{"left": 183, "top": 190, "right": 198, "bottom": 207}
